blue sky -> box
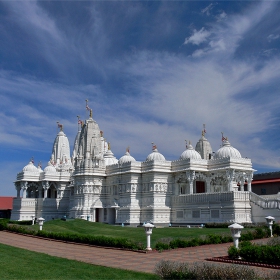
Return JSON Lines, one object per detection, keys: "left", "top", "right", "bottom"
{"left": 1, "top": 1, "right": 280, "bottom": 196}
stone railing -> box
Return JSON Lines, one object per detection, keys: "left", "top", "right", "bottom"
{"left": 172, "top": 191, "right": 253, "bottom": 205}
{"left": 13, "top": 198, "right": 37, "bottom": 208}
{"left": 172, "top": 191, "right": 235, "bottom": 204}
{"left": 250, "top": 192, "right": 280, "bottom": 209}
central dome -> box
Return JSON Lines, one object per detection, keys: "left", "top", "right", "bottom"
{"left": 214, "top": 140, "right": 242, "bottom": 159}
{"left": 180, "top": 144, "right": 202, "bottom": 160}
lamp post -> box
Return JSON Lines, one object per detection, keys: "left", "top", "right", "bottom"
{"left": 265, "top": 216, "right": 275, "bottom": 237}
{"left": 31, "top": 215, "right": 35, "bottom": 225}
{"left": 144, "top": 222, "right": 154, "bottom": 251}
{"left": 228, "top": 223, "right": 244, "bottom": 249}
{"left": 38, "top": 217, "right": 45, "bottom": 231}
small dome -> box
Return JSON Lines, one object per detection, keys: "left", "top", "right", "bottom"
{"left": 44, "top": 161, "right": 56, "bottom": 173}
{"left": 104, "top": 149, "right": 118, "bottom": 166}
{"left": 23, "top": 161, "right": 38, "bottom": 172}
{"left": 180, "top": 144, "right": 202, "bottom": 160}
{"left": 214, "top": 140, "right": 241, "bottom": 159}
{"left": 146, "top": 145, "right": 165, "bottom": 162}
{"left": 119, "top": 151, "right": 136, "bottom": 165}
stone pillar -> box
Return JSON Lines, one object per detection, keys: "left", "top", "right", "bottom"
{"left": 245, "top": 172, "right": 253, "bottom": 192}
{"left": 186, "top": 170, "right": 195, "bottom": 194}
{"left": 21, "top": 182, "right": 28, "bottom": 198}
{"left": 240, "top": 178, "right": 245, "bottom": 191}
{"left": 206, "top": 177, "right": 211, "bottom": 193}
{"left": 226, "top": 169, "right": 235, "bottom": 191}
{"left": 15, "top": 183, "right": 21, "bottom": 198}
{"left": 43, "top": 181, "right": 49, "bottom": 198}
{"left": 38, "top": 184, "right": 43, "bottom": 198}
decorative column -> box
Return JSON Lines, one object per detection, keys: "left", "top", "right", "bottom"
{"left": 206, "top": 175, "right": 211, "bottom": 193}
{"left": 21, "top": 182, "right": 28, "bottom": 198}
{"left": 38, "top": 184, "right": 43, "bottom": 198}
{"left": 226, "top": 169, "right": 235, "bottom": 191}
{"left": 246, "top": 172, "right": 253, "bottom": 192}
{"left": 186, "top": 170, "right": 195, "bottom": 194}
{"left": 42, "top": 181, "right": 49, "bottom": 198}
{"left": 240, "top": 178, "right": 245, "bottom": 192}
{"left": 15, "top": 183, "right": 21, "bottom": 198}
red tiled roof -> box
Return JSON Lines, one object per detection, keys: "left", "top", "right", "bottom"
{"left": 0, "top": 197, "right": 14, "bottom": 210}
{"left": 252, "top": 179, "right": 280, "bottom": 184}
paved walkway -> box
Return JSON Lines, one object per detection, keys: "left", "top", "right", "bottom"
{"left": 0, "top": 231, "right": 276, "bottom": 276}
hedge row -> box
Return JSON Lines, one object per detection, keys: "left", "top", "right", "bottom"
{"left": 228, "top": 241, "right": 280, "bottom": 266}
{"left": 155, "top": 227, "right": 271, "bottom": 251}
{"left": 154, "top": 260, "right": 274, "bottom": 280}
{"left": 0, "top": 220, "right": 144, "bottom": 251}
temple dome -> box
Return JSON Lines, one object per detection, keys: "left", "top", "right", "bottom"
{"left": 146, "top": 146, "right": 165, "bottom": 162}
{"left": 214, "top": 140, "right": 241, "bottom": 159}
{"left": 180, "top": 144, "right": 202, "bottom": 160}
{"left": 44, "top": 161, "right": 56, "bottom": 173}
{"left": 104, "top": 149, "right": 118, "bottom": 166}
{"left": 119, "top": 151, "right": 136, "bottom": 165}
{"left": 23, "top": 161, "right": 38, "bottom": 172}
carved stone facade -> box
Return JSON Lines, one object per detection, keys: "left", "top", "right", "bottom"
{"left": 11, "top": 113, "right": 280, "bottom": 225}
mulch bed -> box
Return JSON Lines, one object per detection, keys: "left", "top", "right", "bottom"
{"left": 206, "top": 256, "right": 280, "bottom": 270}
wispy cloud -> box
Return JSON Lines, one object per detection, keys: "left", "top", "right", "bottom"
{"left": 184, "top": 27, "right": 210, "bottom": 46}
{"left": 1, "top": 1, "right": 280, "bottom": 196}
{"left": 268, "top": 34, "right": 280, "bottom": 42}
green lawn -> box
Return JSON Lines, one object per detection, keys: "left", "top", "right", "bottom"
{"left": 0, "top": 243, "right": 159, "bottom": 280}
{"left": 26, "top": 219, "right": 232, "bottom": 247}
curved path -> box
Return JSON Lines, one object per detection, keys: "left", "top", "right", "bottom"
{"left": 0, "top": 231, "right": 275, "bottom": 275}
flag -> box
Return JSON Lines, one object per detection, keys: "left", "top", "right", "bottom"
{"left": 86, "top": 104, "right": 91, "bottom": 111}
{"left": 78, "top": 119, "right": 83, "bottom": 124}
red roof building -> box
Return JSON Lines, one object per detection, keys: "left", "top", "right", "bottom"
{"left": 0, "top": 197, "right": 14, "bottom": 219}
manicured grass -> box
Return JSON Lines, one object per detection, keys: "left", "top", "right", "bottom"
{"left": 26, "top": 219, "right": 232, "bottom": 247}
{"left": 0, "top": 243, "right": 159, "bottom": 280}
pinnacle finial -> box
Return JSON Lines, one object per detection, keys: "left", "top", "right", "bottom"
{"left": 202, "top": 124, "right": 206, "bottom": 136}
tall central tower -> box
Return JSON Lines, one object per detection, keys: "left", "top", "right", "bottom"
{"left": 70, "top": 110, "right": 107, "bottom": 220}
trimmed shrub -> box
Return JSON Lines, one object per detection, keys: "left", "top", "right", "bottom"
{"left": 228, "top": 245, "right": 239, "bottom": 259}
{"left": 9, "top": 220, "right": 33, "bottom": 225}
{"left": 206, "top": 234, "right": 222, "bottom": 244}
{"left": 205, "top": 222, "right": 230, "bottom": 228}
{"left": 35, "top": 230, "right": 144, "bottom": 250}
{"left": 273, "top": 223, "right": 280, "bottom": 236}
{"left": 238, "top": 243, "right": 280, "bottom": 265}
{"left": 0, "top": 219, "right": 9, "bottom": 230}
{"left": 155, "top": 260, "right": 258, "bottom": 280}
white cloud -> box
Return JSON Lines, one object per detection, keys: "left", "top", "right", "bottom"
{"left": 267, "top": 34, "right": 280, "bottom": 42}
{"left": 201, "top": 3, "right": 215, "bottom": 16}
{"left": 216, "top": 11, "right": 227, "bottom": 22}
{"left": 184, "top": 27, "right": 210, "bottom": 45}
